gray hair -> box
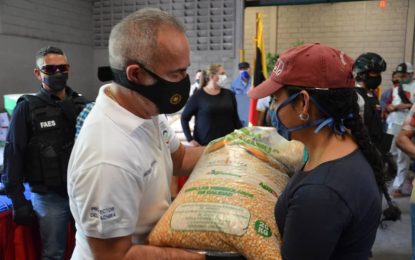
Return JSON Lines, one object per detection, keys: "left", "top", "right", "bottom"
{"left": 35, "top": 46, "right": 66, "bottom": 68}
{"left": 108, "top": 7, "right": 185, "bottom": 70}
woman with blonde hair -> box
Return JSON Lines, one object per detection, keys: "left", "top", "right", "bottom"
{"left": 181, "top": 64, "right": 242, "bottom": 146}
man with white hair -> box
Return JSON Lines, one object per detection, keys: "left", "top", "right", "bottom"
{"left": 68, "top": 8, "right": 204, "bottom": 259}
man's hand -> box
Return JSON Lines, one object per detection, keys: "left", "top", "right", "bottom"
{"left": 12, "top": 200, "right": 35, "bottom": 226}
{"left": 88, "top": 236, "right": 205, "bottom": 260}
{"left": 172, "top": 144, "right": 205, "bottom": 176}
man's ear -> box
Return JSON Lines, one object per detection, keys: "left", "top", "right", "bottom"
{"left": 34, "top": 68, "right": 42, "bottom": 81}
{"left": 125, "top": 64, "right": 142, "bottom": 83}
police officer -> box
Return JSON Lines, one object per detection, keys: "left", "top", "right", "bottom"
{"left": 2, "top": 46, "right": 88, "bottom": 259}
{"left": 353, "top": 53, "right": 403, "bottom": 224}
{"left": 353, "top": 52, "right": 387, "bottom": 147}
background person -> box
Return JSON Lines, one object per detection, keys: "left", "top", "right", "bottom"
{"left": 353, "top": 52, "right": 387, "bottom": 147}
{"left": 256, "top": 96, "right": 271, "bottom": 126}
{"left": 386, "top": 62, "right": 415, "bottom": 197}
{"left": 396, "top": 103, "right": 415, "bottom": 260}
{"left": 352, "top": 53, "right": 399, "bottom": 185}
{"left": 352, "top": 53, "right": 401, "bottom": 231}
{"left": 2, "top": 46, "right": 88, "bottom": 259}
{"left": 67, "top": 8, "right": 204, "bottom": 259}
{"left": 249, "top": 43, "right": 384, "bottom": 259}
{"left": 381, "top": 72, "right": 401, "bottom": 131}
{"left": 190, "top": 69, "right": 202, "bottom": 96}
{"left": 230, "top": 62, "right": 251, "bottom": 95}
{"left": 231, "top": 62, "right": 252, "bottom": 126}
{"left": 181, "top": 64, "right": 242, "bottom": 147}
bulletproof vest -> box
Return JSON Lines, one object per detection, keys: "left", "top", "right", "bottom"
{"left": 355, "top": 88, "right": 383, "bottom": 146}
{"left": 19, "top": 91, "right": 87, "bottom": 192}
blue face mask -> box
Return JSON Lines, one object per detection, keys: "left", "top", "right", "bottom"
{"left": 269, "top": 92, "right": 347, "bottom": 141}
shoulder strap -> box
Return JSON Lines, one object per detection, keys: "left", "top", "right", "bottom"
{"left": 72, "top": 94, "right": 89, "bottom": 106}
{"left": 35, "top": 91, "right": 56, "bottom": 106}
{"left": 18, "top": 93, "right": 40, "bottom": 103}
{"left": 398, "top": 85, "right": 412, "bottom": 104}
{"left": 17, "top": 93, "right": 50, "bottom": 133}
{"left": 17, "top": 92, "right": 51, "bottom": 110}
{"left": 355, "top": 87, "right": 368, "bottom": 101}
{"left": 58, "top": 91, "right": 88, "bottom": 124}
{"left": 20, "top": 92, "right": 81, "bottom": 125}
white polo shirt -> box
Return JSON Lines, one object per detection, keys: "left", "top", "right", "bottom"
{"left": 68, "top": 84, "right": 180, "bottom": 259}
{"left": 387, "top": 81, "right": 415, "bottom": 135}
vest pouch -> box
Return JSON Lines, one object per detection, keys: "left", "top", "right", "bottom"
{"left": 25, "top": 142, "right": 44, "bottom": 183}
{"left": 59, "top": 142, "right": 74, "bottom": 183}
{"left": 40, "top": 143, "right": 62, "bottom": 187}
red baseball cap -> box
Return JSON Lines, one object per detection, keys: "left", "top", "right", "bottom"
{"left": 248, "top": 43, "right": 355, "bottom": 99}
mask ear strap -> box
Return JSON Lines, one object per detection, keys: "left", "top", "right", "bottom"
{"left": 275, "top": 92, "right": 301, "bottom": 112}
{"left": 272, "top": 92, "right": 307, "bottom": 132}
{"left": 136, "top": 62, "right": 163, "bottom": 82}
{"left": 308, "top": 94, "right": 349, "bottom": 135}
{"left": 272, "top": 92, "right": 325, "bottom": 131}
{"left": 309, "top": 95, "right": 330, "bottom": 116}
{"left": 287, "top": 118, "right": 326, "bottom": 133}
{"left": 314, "top": 118, "right": 334, "bottom": 133}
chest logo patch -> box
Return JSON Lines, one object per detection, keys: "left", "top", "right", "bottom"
{"left": 39, "top": 120, "right": 56, "bottom": 129}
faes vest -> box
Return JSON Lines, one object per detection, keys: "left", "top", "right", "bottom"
{"left": 19, "top": 91, "right": 87, "bottom": 194}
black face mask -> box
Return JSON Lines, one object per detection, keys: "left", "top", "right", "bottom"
{"left": 42, "top": 73, "right": 68, "bottom": 91}
{"left": 111, "top": 65, "right": 190, "bottom": 114}
{"left": 364, "top": 75, "right": 382, "bottom": 90}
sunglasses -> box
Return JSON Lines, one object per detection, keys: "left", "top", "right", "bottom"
{"left": 40, "top": 64, "right": 70, "bottom": 75}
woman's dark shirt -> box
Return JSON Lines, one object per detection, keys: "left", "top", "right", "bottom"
{"left": 275, "top": 149, "right": 381, "bottom": 260}
{"left": 181, "top": 88, "right": 242, "bottom": 145}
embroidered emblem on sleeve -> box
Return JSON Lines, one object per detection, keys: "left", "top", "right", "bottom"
{"left": 90, "top": 206, "right": 117, "bottom": 220}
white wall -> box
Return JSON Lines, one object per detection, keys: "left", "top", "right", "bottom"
{"left": 0, "top": 35, "right": 95, "bottom": 106}
{"left": 0, "top": 0, "right": 96, "bottom": 108}
{"left": 244, "top": 0, "right": 414, "bottom": 88}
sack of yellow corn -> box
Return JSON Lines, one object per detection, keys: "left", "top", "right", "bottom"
{"left": 148, "top": 127, "right": 304, "bottom": 260}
